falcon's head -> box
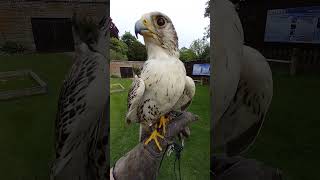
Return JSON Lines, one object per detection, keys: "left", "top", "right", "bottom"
{"left": 135, "top": 12, "right": 179, "bottom": 59}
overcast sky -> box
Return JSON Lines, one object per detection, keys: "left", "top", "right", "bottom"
{"left": 110, "top": 0, "right": 209, "bottom": 48}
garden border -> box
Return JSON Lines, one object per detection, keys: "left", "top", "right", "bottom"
{"left": 0, "top": 70, "right": 48, "bottom": 100}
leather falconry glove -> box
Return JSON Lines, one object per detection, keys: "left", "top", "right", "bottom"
{"left": 111, "top": 111, "right": 198, "bottom": 180}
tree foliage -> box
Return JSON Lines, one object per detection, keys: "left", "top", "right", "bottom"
{"left": 198, "top": 44, "right": 210, "bottom": 61}
{"left": 110, "top": 32, "right": 148, "bottom": 61}
{"left": 179, "top": 47, "right": 197, "bottom": 62}
{"left": 121, "top": 31, "right": 136, "bottom": 47}
{"left": 204, "top": 0, "right": 210, "bottom": 40}
{"left": 179, "top": 38, "right": 209, "bottom": 62}
{"left": 110, "top": 49, "right": 128, "bottom": 60}
{"left": 121, "top": 32, "right": 147, "bottom": 61}
{"left": 205, "top": 0, "right": 210, "bottom": 18}
{"left": 128, "top": 40, "right": 147, "bottom": 61}
{"left": 110, "top": 37, "right": 128, "bottom": 60}
{"left": 190, "top": 38, "right": 210, "bottom": 58}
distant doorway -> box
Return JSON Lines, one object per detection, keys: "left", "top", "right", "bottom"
{"left": 31, "top": 18, "right": 74, "bottom": 52}
{"left": 120, "top": 67, "right": 133, "bottom": 78}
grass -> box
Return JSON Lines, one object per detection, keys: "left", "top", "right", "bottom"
{"left": 110, "top": 78, "right": 210, "bottom": 180}
{"left": 246, "top": 72, "right": 320, "bottom": 180}
{"left": 0, "top": 53, "right": 73, "bottom": 179}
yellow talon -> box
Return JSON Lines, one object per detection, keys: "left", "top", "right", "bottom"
{"left": 158, "top": 115, "right": 169, "bottom": 134}
{"left": 144, "top": 129, "right": 164, "bottom": 151}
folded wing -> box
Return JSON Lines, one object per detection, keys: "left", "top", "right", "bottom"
{"left": 126, "top": 75, "right": 145, "bottom": 123}
{"left": 173, "top": 76, "right": 196, "bottom": 111}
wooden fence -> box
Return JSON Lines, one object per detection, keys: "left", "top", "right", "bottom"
{"left": 0, "top": 70, "right": 47, "bottom": 100}
{"left": 261, "top": 47, "right": 320, "bottom": 75}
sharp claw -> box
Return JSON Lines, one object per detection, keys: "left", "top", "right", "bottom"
{"left": 144, "top": 129, "right": 164, "bottom": 151}
{"left": 159, "top": 116, "right": 169, "bottom": 135}
{"left": 154, "top": 137, "right": 162, "bottom": 151}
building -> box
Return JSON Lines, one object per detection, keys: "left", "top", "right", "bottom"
{"left": 0, "top": 0, "right": 118, "bottom": 52}
{"left": 110, "top": 60, "right": 144, "bottom": 78}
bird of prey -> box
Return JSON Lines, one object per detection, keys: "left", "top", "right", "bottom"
{"left": 126, "top": 12, "right": 195, "bottom": 151}
{"left": 50, "top": 13, "right": 109, "bottom": 179}
{"left": 212, "top": 0, "right": 273, "bottom": 156}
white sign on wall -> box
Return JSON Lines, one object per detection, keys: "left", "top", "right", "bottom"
{"left": 265, "top": 6, "right": 320, "bottom": 44}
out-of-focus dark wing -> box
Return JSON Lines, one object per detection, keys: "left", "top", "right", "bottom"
{"left": 51, "top": 13, "right": 109, "bottom": 179}
{"left": 212, "top": 0, "right": 243, "bottom": 125}
{"left": 51, "top": 48, "right": 108, "bottom": 179}
{"left": 214, "top": 46, "right": 273, "bottom": 156}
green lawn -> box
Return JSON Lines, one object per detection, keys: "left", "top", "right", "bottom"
{"left": 246, "top": 72, "right": 320, "bottom": 180}
{"left": 110, "top": 78, "right": 211, "bottom": 180}
{"left": 0, "top": 53, "right": 73, "bottom": 179}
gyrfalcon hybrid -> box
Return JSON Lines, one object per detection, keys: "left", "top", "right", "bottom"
{"left": 126, "top": 12, "right": 195, "bottom": 151}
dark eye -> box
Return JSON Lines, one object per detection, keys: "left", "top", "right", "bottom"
{"left": 156, "top": 17, "right": 166, "bottom": 26}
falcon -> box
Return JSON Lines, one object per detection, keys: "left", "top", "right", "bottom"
{"left": 212, "top": 0, "right": 273, "bottom": 156}
{"left": 126, "top": 12, "right": 195, "bottom": 151}
{"left": 50, "top": 13, "right": 109, "bottom": 179}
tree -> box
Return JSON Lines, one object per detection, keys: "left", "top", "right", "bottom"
{"left": 190, "top": 38, "right": 209, "bottom": 58}
{"left": 110, "top": 37, "right": 128, "bottom": 60}
{"left": 198, "top": 44, "right": 210, "bottom": 61}
{"left": 204, "top": 0, "right": 210, "bottom": 40}
{"left": 205, "top": 0, "right": 210, "bottom": 18}
{"left": 129, "top": 40, "right": 147, "bottom": 61}
{"left": 179, "top": 47, "right": 197, "bottom": 62}
{"left": 110, "top": 49, "right": 128, "bottom": 60}
{"left": 121, "top": 31, "right": 136, "bottom": 47}
{"left": 120, "top": 32, "right": 147, "bottom": 61}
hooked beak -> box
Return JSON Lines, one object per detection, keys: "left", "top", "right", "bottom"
{"left": 134, "top": 18, "right": 155, "bottom": 39}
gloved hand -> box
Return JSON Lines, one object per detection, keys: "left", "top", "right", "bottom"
{"left": 111, "top": 111, "right": 198, "bottom": 180}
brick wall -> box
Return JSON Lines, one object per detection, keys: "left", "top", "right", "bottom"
{"left": 110, "top": 60, "right": 145, "bottom": 77}
{"left": 0, "top": 0, "right": 108, "bottom": 51}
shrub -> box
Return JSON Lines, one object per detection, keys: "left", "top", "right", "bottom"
{"left": 110, "top": 74, "right": 120, "bottom": 78}
{"left": 1, "top": 41, "right": 25, "bottom": 54}
{"left": 110, "top": 49, "right": 128, "bottom": 60}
